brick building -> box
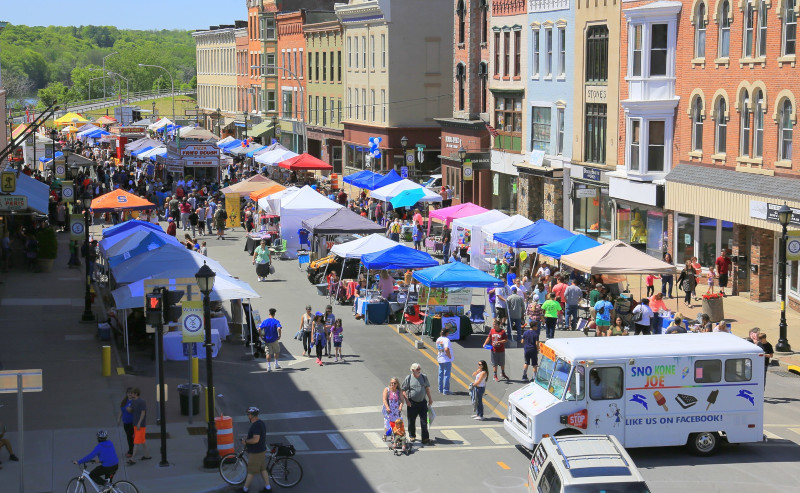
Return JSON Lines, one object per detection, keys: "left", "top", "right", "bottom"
{"left": 275, "top": 10, "right": 308, "bottom": 153}
{"left": 235, "top": 23, "right": 250, "bottom": 138}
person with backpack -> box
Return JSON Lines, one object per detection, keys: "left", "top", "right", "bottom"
{"left": 401, "top": 363, "right": 434, "bottom": 445}
{"left": 259, "top": 308, "right": 282, "bottom": 371}
{"left": 214, "top": 200, "right": 227, "bottom": 240}
{"left": 592, "top": 293, "right": 615, "bottom": 337}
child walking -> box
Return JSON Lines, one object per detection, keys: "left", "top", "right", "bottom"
{"left": 645, "top": 274, "right": 659, "bottom": 297}
{"left": 706, "top": 267, "right": 716, "bottom": 294}
{"left": 313, "top": 313, "right": 326, "bottom": 366}
{"left": 330, "top": 318, "right": 345, "bottom": 362}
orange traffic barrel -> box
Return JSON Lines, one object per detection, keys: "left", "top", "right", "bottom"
{"left": 215, "top": 416, "right": 234, "bottom": 456}
{"left": 330, "top": 173, "right": 338, "bottom": 190}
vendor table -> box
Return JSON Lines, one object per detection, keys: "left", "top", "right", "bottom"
{"left": 211, "top": 315, "right": 229, "bottom": 340}
{"left": 354, "top": 297, "right": 390, "bottom": 324}
{"left": 164, "top": 329, "right": 221, "bottom": 361}
{"left": 244, "top": 232, "right": 276, "bottom": 255}
{"left": 424, "top": 237, "right": 443, "bottom": 255}
{"left": 424, "top": 315, "right": 472, "bottom": 340}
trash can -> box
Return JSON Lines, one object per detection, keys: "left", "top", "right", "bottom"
{"left": 178, "top": 383, "right": 201, "bottom": 416}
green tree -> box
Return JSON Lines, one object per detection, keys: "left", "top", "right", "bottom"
{"left": 37, "top": 81, "right": 71, "bottom": 107}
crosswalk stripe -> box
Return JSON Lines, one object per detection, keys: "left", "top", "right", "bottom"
{"left": 763, "top": 430, "right": 783, "bottom": 440}
{"left": 284, "top": 435, "right": 309, "bottom": 451}
{"left": 364, "top": 432, "right": 387, "bottom": 449}
{"left": 481, "top": 428, "right": 510, "bottom": 445}
{"left": 441, "top": 429, "right": 470, "bottom": 445}
{"left": 327, "top": 433, "right": 351, "bottom": 450}
{"left": 788, "top": 427, "right": 800, "bottom": 437}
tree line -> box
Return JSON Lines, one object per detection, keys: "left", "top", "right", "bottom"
{"left": 0, "top": 24, "right": 197, "bottom": 109}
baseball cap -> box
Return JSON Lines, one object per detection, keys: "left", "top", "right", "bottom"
{"left": 595, "top": 283, "right": 603, "bottom": 288}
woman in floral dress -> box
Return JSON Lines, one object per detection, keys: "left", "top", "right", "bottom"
{"left": 382, "top": 378, "right": 404, "bottom": 438}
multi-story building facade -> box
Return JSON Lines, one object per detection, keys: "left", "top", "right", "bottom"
{"left": 665, "top": 0, "right": 800, "bottom": 307}
{"left": 566, "top": 0, "right": 622, "bottom": 239}
{"left": 276, "top": 10, "right": 308, "bottom": 152}
{"left": 488, "top": 0, "right": 528, "bottom": 214}
{"left": 336, "top": 0, "right": 454, "bottom": 180}
{"left": 613, "top": 0, "right": 681, "bottom": 258}
{"left": 435, "top": 0, "right": 493, "bottom": 209}
{"left": 236, "top": 23, "right": 250, "bottom": 138}
{"left": 516, "top": 0, "right": 575, "bottom": 225}
{"left": 246, "top": 0, "right": 264, "bottom": 117}
{"left": 0, "top": 21, "right": 7, "bottom": 155}
{"left": 194, "top": 24, "right": 244, "bottom": 137}
{"left": 304, "top": 15, "right": 345, "bottom": 171}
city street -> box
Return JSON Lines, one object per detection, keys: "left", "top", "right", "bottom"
{"left": 0, "top": 225, "right": 799, "bottom": 492}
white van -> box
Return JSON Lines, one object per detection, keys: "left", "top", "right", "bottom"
{"left": 504, "top": 333, "right": 764, "bottom": 456}
{"left": 529, "top": 435, "right": 650, "bottom": 493}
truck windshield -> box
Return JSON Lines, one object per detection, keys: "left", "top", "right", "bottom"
{"left": 535, "top": 357, "right": 574, "bottom": 400}
{"left": 563, "top": 483, "right": 651, "bottom": 493}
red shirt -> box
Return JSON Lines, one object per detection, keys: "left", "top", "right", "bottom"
{"left": 166, "top": 222, "right": 177, "bottom": 236}
{"left": 551, "top": 282, "right": 568, "bottom": 303}
{"left": 487, "top": 327, "right": 507, "bottom": 353}
{"left": 180, "top": 202, "right": 191, "bottom": 213}
{"left": 715, "top": 255, "right": 732, "bottom": 275}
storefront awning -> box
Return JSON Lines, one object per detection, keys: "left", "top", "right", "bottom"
{"left": 249, "top": 121, "right": 274, "bottom": 137}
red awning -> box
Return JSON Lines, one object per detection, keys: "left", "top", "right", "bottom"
{"left": 90, "top": 189, "right": 155, "bottom": 212}
{"left": 278, "top": 153, "right": 333, "bottom": 171}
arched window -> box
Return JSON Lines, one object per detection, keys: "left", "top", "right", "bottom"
{"left": 740, "top": 90, "right": 751, "bottom": 156}
{"left": 753, "top": 90, "right": 764, "bottom": 157}
{"left": 480, "top": 0, "right": 489, "bottom": 44}
{"left": 457, "top": 0, "right": 466, "bottom": 45}
{"left": 695, "top": 2, "right": 707, "bottom": 58}
{"left": 692, "top": 97, "right": 704, "bottom": 151}
{"left": 456, "top": 63, "right": 466, "bottom": 111}
{"left": 719, "top": 0, "right": 731, "bottom": 57}
{"left": 478, "top": 62, "right": 488, "bottom": 113}
{"left": 757, "top": 1, "right": 768, "bottom": 57}
{"left": 716, "top": 98, "right": 728, "bottom": 154}
{"left": 779, "top": 99, "right": 794, "bottom": 160}
{"left": 783, "top": 0, "right": 798, "bottom": 55}
{"left": 743, "top": 0, "right": 755, "bottom": 57}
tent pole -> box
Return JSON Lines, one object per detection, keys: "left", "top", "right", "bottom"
{"left": 401, "top": 289, "right": 411, "bottom": 330}
{"left": 123, "top": 308, "right": 130, "bottom": 368}
{"left": 336, "top": 258, "right": 347, "bottom": 305}
{"left": 422, "top": 288, "right": 432, "bottom": 341}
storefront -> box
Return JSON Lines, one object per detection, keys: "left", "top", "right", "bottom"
{"left": 567, "top": 164, "right": 611, "bottom": 240}
{"left": 160, "top": 141, "right": 221, "bottom": 182}
{"left": 277, "top": 119, "right": 305, "bottom": 154}
{"left": 435, "top": 119, "right": 493, "bottom": 209}
{"left": 306, "top": 127, "right": 344, "bottom": 174}
{"left": 608, "top": 176, "right": 668, "bottom": 258}
{"left": 514, "top": 151, "right": 566, "bottom": 227}
{"left": 109, "top": 125, "right": 147, "bottom": 160}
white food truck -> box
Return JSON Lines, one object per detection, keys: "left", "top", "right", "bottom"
{"left": 504, "top": 333, "right": 764, "bottom": 455}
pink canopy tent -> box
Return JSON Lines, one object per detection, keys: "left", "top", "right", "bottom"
{"left": 427, "top": 202, "right": 488, "bottom": 234}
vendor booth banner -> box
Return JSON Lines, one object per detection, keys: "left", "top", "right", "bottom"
{"left": 181, "top": 301, "right": 204, "bottom": 343}
{"left": 225, "top": 193, "right": 239, "bottom": 229}
{"left": 419, "top": 286, "right": 472, "bottom": 306}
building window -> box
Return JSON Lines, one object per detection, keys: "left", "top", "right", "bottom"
{"left": 370, "top": 35, "right": 375, "bottom": 68}
{"left": 740, "top": 90, "right": 751, "bottom": 156}
{"left": 457, "top": 0, "right": 466, "bottom": 44}
{"left": 310, "top": 96, "right": 315, "bottom": 124}
{"left": 757, "top": 1, "right": 768, "bottom": 57}
{"left": 266, "top": 54, "right": 276, "bottom": 75}
{"left": 479, "top": 62, "right": 488, "bottom": 113}
{"left": 573, "top": 185, "right": 611, "bottom": 239}
{"left": 282, "top": 90, "right": 293, "bottom": 118}
{"left": 266, "top": 18, "right": 275, "bottom": 39}
{"left": 315, "top": 52, "right": 320, "bottom": 81}
{"left": 545, "top": 28, "right": 553, "bottom": 77}
{"left": 514, "top": 30, "right": 521, "bottom": 77}
{"left": 338, "top": 98, "right": 342, "bottom": 123}
{"left": 354, "top": 37, "right": 359, "bottom": 69}
{"left": 743, "top": 1, "right": 755, "bottom": 58}
{"left": 532, "top": 28, "right": 540, "bottom": 76}
{"left": 531, "top": 107, "right": 551, "bottom": 151}
{"left": 692, "top": 96, "right": 704, "bottom": 151}
{"left": 381, "top": 34, "right": 386, "bottom": 68}
{"left": 715, "top": 98, "right": 727, "bottom": 154}
{"left": 650, "top": 24, "right": 668, "bottom": 76}
{"left": 362, "top": 88, "right": 366, "bottom": 120}
{"left": 330, "top": 51, "right": 335, "bottom": 81}
{"left": 381, "top": 90, "right": 386, "bottom": 122}
{"left": 495, "top": 96, "right": 523, "bottom": 134}
{"left": 362, "top": 36, "right": 366, "bottom": 68}
{"left": 456, "top": 64, "right": 465, "bottom": 111}
{"left": 632, "top": 25, "right": 643, "bottom": 76}
{"left": 504, "top": 31, "right": 511, "bottom": 76}
{"left": 371, "top": 89, "right": 376, "bottom": 121}
{"left": 480, "top": 0, "right": 489, "bottom": 44}
{"left": 308, "top": 52, "right": 313, "bottom": 81}
{"left": 780, "top": 99, "right": 794, "bottom": 160}
{"left": 494, "top": 32, "right": 500, "bottom": 75}
{"left": 648, "top": 120, "right": 665, "bottom": 171}
{"left": 556, "top": 107, "right": 565, "bottom": 155}
{"left": 784, "top": 0, "right": 797, "bottom": 55}
{"left": 558, "top": 27, "right": 566, "bottom": 77}
{"left": 267, "top": 90, "right": 276, "bottom": 112}
{"left": 719, "top": 1, "right": 731, "bottom": 57}
{"left": 586, "top": 25, "right": 609, "bottom": 82}
{"left": 754, "top": 90, "right": 764, "bottom": 157}
{"left": 338, "top": 51, "right": 342, "bottom": 81}
{"left": 323, "top": 96, "right": 327, "bottom": 126}
{"left": 585, "top": 103, "right": 607, "bottom": 164}
{"left": 299, "top": 49, "right": 304, "bottom": 78}
{"left": 629, "top": 119, "right": 641, "bottom": 171}
{"left": 281, "top": 51, "right": 286, "bottom": 78}
{"left": 348, "top": 37, "right": 352, "bottom": 68}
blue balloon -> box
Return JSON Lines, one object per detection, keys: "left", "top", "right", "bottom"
{"left": 374, "top": 152, "right": 382, "bottom": 159}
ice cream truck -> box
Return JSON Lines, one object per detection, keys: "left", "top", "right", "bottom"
{"left": 504, "top": 333, "right": 764, "bottom": 456}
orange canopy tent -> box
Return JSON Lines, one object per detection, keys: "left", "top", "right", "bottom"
{"left": 95, "top": 115, "right": 118, "bottom": 125}
{"left": 11, "top": 124, "right": 32, "bottom": 140}
{"left": 278, "top": 153, "right": 333, "bottom": 171}
{"left": 90, "top": 189, "right": 155, "bottom": 213}
{"left": 249, "top": 183, "right": 287, "bottom": 201}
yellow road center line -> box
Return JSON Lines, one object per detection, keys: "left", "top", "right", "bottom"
{"left": 497, "top": 461, "right": 511, "bottom": 470}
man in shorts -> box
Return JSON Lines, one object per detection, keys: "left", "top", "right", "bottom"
{"left": 241, "top": 406, "right": 271, "bottom": 492}
{"left": 715, "top": 249, "right": 732, "bottom": 296}
{"left": 592, "top": 293, "right": 614, "bottom": 337}
{"left": 259, "top": 308, "right": 282, "bottom": 371}
{"left": 127, "top": 388, "right": 151, "bottom": 465}
{"left": 483, "top": 321, "right": 509, "bottom": 382}
{"left": 521, "top": 323, "right": 540, "bottom": 381}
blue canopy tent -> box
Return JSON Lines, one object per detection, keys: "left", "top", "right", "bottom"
{"left": 101, "top": 220, "right": 164, "bottom": 240}
{"left": 361, "top": 245, "right": 439, "bottom": 270}
{"left": 39, "top": 151, "right": 63, "bottom": 163}
{"left": 343, "top": 170, "right": 379, "bottom": 186}
{"left": 246, "top": 145, "right": 268, "bottom": 158}
{"left": 111, "top": 244, "right": 230, "bottom": 284}
{"left": 220, "top": 139, "right": 243, "bottom": 151}
{"left": 537, "top": 234, "right": 601, "bottom": 260}
{"left": 104, "top": 230, "right": 182, "bottom": 267}
{"left": 493, "top": 219, "right": 574, "bottom": 249}
{"left": 131, "top": 146, "right": 154, "bottom": 157}
{"left": 365, "top": 169, "right": 402, "bottom": 191}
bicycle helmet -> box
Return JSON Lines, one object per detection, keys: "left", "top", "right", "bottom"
{"left": 96, "top": 429, "right": 109, "bottom": 441}
{"left": 246, "top": 406, "right": 260, "bottom": 415}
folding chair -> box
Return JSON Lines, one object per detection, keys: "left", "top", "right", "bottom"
{"left": 403, "top": 305, "right": 426, "bottom": 335}
{"left": 270, "top": 239, "right": 287, "bottom": 257}
{"left": 467, "top": 304, "right": 487, "bottom": 334}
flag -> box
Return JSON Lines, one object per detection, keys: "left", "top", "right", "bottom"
{"left": 484, "top": 120, "right": 499, "bottom": 137}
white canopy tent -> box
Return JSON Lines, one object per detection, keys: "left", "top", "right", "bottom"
{"left": 477, "top": 214, "right": 535, "bottom": 269}
{"left": 217, "top": 136, "right": 236, "bottom": 147}
{"left": 451, "top": 209, "right": 510, "bottom": 271}
{"left": 279, "top": 186, "right": 342, "bottom": 258}
{"left": 148, "top": 118, "right": 173, "bottom": 131}
{"left": 259, "top": 186, "right": 300, "bottom": 213}
{"left": 255, "top": 148, "right": 298, "bottom": 166}
{"left": 330, "top": 233, "right": 401, "bottom": 259}
{"left": 370, "top": 179, "right": 443, "bottom": 202}
{"left": 111, "top": 274, "right": 260, "bottom": 309}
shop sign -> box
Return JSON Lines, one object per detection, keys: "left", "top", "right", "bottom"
{"left": 463, "top": 160, "right": 473, "bottom": 181}
{"left": 576, "top": 188, "right": 597, "bottom": 199}
{"left": 184, "top": 158, "right": 220, "bottom": 167}
{"left": 585, "top": 85, "right": 607, "bottom": 104}
{"left": 750, "top": 200, "right": 800, "bottom": 226}
{"left": 582, "top": 167, "right": 602, "bottom": 181}
{"left": 0, "top": 195, "right": 28, "bottom": 211}
{"left": 529, "top": 150, "right": 545, "bottom": 167}
{"left": 444, "top": 135, "right": 462, "bottom": 150}
{"left": 181, "top": 144, "right": 218, "bottom": 158}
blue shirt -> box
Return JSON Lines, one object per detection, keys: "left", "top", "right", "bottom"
{"left": 120, "top": 400, "right": 133, "bottom": 425}
{"left": 594, "top": 300, "right": 614, "bottom": 322}
{"left": 260, "top": 318, "right": 281, "bottom": 343}
{"left": 78, "top": 441, "right": 119, "bottom": 467}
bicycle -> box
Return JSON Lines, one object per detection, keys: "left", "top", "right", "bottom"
{"left": 219, "top": 438, "right": 303, "bottom": 488}
{"left": 65, "top": 461, "right": 139, "bottom": 493}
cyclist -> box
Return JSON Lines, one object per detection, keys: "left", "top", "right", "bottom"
{"left": 241, "top": 406, "right": 271, "bottom": 492}
{"left": 73, "top": 430, "right": 119, "bottom": 485}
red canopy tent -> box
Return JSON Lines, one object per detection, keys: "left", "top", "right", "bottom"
{"left": 90, "top": 189, "right": 155, "bottom": 212}
{"left": 278, "top": 153, "right": 334, "bottom": 171}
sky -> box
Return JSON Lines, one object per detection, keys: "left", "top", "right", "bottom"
{"left": 2, "top": 0, "right": 246, "bottom": 31}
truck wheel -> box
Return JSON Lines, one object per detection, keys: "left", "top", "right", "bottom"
{"left": 688, "top": 432, "right": 719, "bottom": 456}
{"left": 554, "top": 429, "right": 582, "bottom": 437}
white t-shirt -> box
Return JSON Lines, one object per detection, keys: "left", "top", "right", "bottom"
{"left": 436, "top": 336, "right": 452, "bottom": 364}
{"left": 632, "top": 304, "right": 653, "bottom": 325}
{"left": 536, "top": 267, "right": 551, "bottom": 277}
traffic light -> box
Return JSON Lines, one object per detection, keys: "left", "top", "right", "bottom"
{"left": 145, "top": 292, "right": 163, "bottom": 326}
{"left": 161, "top": 288, "right": 185, "bottom": 324}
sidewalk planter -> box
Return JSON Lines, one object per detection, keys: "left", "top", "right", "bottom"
{"left": 36, "top": 227, "right": 58, "bottom": 273}
{"left": 702, "top": 296, "right": 725, "bottom": 322}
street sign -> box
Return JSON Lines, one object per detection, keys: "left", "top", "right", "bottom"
{"left": 405, "top": 151, "right": 414, "bottom": 165}
{"left": 0, "top": 369, "right": 43, "bottom": 393}
{"left": 181, "top": 300, "right": 204, "bottom": 343}
{"left": 788, "top": 231, "right": 800, "bottom": 261}
{"left": 1, "top": 171, "right": 16, "bottom": 192}
{"left": 401, "top": 166, "right": 408, "bottom": 178}
{"left": 55, "top": 164, "right": 66, "bottom": 179}
{"left": 0, "top": 195, "right": 28, "bottom": 211}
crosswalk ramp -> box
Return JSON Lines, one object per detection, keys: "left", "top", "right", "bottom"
{"left": 262, "top": 424, "right": 516, "bottom": 454}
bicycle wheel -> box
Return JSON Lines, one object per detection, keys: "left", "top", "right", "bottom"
{"left": 112, "top": 480, "right": 139, "bottom": 493}
{"left": 219, "top": 453, "right": 248, "bottom": 485}
{"left": 269, "top": 457, "right": 303, "bottom": 488}
{"left": 65, "top": 478, "right": 86, "bottom": 493}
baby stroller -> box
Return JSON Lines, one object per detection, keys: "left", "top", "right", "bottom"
{"left": 388, "top": 418, "right": 411, "bottom": 455}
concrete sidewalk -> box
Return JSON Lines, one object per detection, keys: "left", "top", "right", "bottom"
{"left": 0, "top": 224, "right": 229, "bottom": 493}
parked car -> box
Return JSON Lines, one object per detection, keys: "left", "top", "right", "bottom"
{"left": 421, "top": 174, "right": 442, "bottom": 191}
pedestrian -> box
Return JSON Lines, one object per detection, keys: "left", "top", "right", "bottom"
{"left": 757, "top": 333, "right": 774, "bottom": 387}
{"left": 645, "top": 273, "right": 659, "bottom": 297}
{"left": 259, "top": 308, "right": 282, "bottom": 371}
{"left": 73, "top": 430, "right": 118, "bottom": 486}
{"left": 592, "top": 293, "right": 614, "bottom": 337}
{"left": 252, "top": 239, "right": 272, "bottom": 282}
{"left": 487, "top": 287, "right": 497, "bottom": 319}
{"left": 68, "top": 239, "right": 81, "bottom": 268}
{"left": 441, "top": 227, "right": 451, "bottom": 263}
{"left": 521, "top": 323, "right": 540, "bottom": 381}
{"left": 435, "top": 327, "right": 453, "bottom": 395}
{"left": 506, "top": 286, "right": 525, "bottom": 342}
{"left": 312, "top": 312, "right": 326, "bottom": 365}
{"left": 631, "top": 298, "right": 653, "bottom": 335}
{"left": 677, "top": 260, "right": 697, "bottom": 308}
{"left": 241, "top": 407, "right": 271, "bottom": 492}
{"left": 330, "top": 318, "right": 344, "bottom": 362}
{"left": 494, "top": 283, "right": 508, "bottom": 326}
{"left": 205, "top": 201, "right": 215, "bottom": 235}
{"left": 715, "top": 249, "right": 732, "bottom": 296}
{"left": 166, "top": 217, "right": 177, "bottom": 237}
{"left": 541, "top": 293, "right": 562, "bottom": 339}
{"left": 180, "top": 198, "right": 191, "bottom": 231}
{"left": 412, "top": 222, "right": 423, "bottom": 250}
{"left": 0, "top": 421, "right": 19, "bottom": 463}
{"left": 200, "top": 241, "right": 208, "bottom": 256}
{"left": 323, "top": 305, "right": 336, "bottom": 357}
{"left": 611, "top": 316, "right": 629, "bottom": 336}
{"left": 661, "top": 252, "right": 674, "bottom": 298}
{"left": 665, "top": 314, "right": 687, "bottom": 334}
{"left": 214, "top": 201, "right": 227, "bottom": 240}
{"left": 483, "top": 320, "right": 509, "bottom": 381}
{"left": 706, "top": 266, "right": 716, "bottom": 294}
{"left": 196, "top": 204, "right": 206, "bottom": 236}
{"left": 382, "top": 378, "right": 404, "bottom": 438}
{"left": 127, "top": 388, "right": 151, "bottom": 465}
{"left": 564, "top": 279, "right": 582, "bottom": 331}
{"left": 116, "top": 388, "right": 135, "bottom": 458}
{"left": 1, "top": 231, "right": 11, "bottom": 273}
{"left": 388, "top": 217, "right": 401, "bottom": 242}
{"left": 471, "top": 360, "right": 488, "bottom": 420}
{"left": 188, "top": 206, "right": 198, "bottom": 236}
{"left": 588, "top": 283, "right": 603, "bottom": 307}
{"left": 401, "top": 363, "right": 434, "bottom": 445}
{"left": 691, "top": 257, "right": 703, "bottom": 300}
{"left": 168, "top": 195, "right": 180, "bottom": 226}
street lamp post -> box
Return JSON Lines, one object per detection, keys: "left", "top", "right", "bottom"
{"left": 243, "top": 111, "right": 249, "bottom": 140}
{"left": 458, "top": 146, "right": 467, "bottom": 202}
{"left": 80, "top": 191, "right": 95, "bottom": 322}
{"left": 272, "top": 115, "right": 277, "bottom": 144}
{"left": 106, "top": 71, "right": 130, "bottom": 105}
{"left": 102, "top": 52, "right": 119, "bottom": 102}
{"left": 777, "top": 203, "right": 793, "bottom": 352}
{"left": 400, "top": 136, "right": 409, "bottom": 173}
{"left": 138, "top": 64, "right": 175, "bottom": 122}
{"left": 215, "top": 108, "right": 222, "bottom": 138}
{"left": 195, "top": 262, "right": 220, "bottom": 468}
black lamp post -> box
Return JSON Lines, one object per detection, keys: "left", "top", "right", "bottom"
{"left": 400, "top": 135, "right": 409, "bottom": 173}
{"left": 777, "top": 203, "right": 792, "bottom": 352}
{"left": 243, "top": 111, "right": 249, "bottom": 140}
{"left": 50, "top": 128, "right": 58, "bottom": 182}
{"left": 80, "top": 191, "right": 95, "bottom": 322}
{"left": 215, "top": 108, "right": 222, "bottom": 138}
{"left": 272, "top": 115, "right": 278, "bottom": 144}
{"left": 196, "top": 261, "right": 220, "bottom": 468}
{"left": 458, "top": 146, "right": 467, "bottom": 202}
